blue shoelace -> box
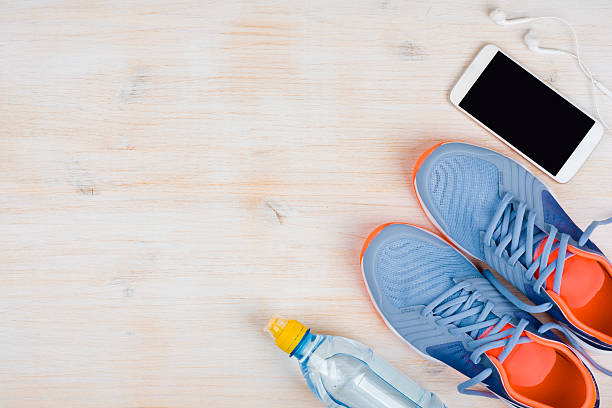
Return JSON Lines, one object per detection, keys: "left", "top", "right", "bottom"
{"left": 483, "top": 192, "right": 612, "bottom": 313}
{"left": 426, "top": 281, "right": 612, "bottom": 400}
{"left": 423, "top": 280, "right": 531, "bottom": 398}
{"left": 481, "top": 192, "right": 612, "bottom": 375}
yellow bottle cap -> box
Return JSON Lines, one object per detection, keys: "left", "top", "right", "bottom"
{"left": 265, "top": 315, "right": 309, "bottom": 355}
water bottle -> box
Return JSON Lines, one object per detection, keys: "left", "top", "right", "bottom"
{"left": 266, "top": 316, "right": 447, "bottom": 408}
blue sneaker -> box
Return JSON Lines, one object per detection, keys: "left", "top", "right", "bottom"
{"left": 413, "top": 142, "right": 612, "bottom": 355}
{"left": 361, "top": 223, "right": 599, "bottom": 408}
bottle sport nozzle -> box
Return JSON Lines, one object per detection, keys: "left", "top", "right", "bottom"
{"left": 266, "top": 316, "right": 309, "bottom": 355}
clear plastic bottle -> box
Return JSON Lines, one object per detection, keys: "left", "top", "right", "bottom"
{"left": 266, "top": 316, "right": 446, "bottom": 408}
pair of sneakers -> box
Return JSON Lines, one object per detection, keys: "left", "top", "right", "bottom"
{"left": 361, "top": 142, "right": 612, "bottom": 408}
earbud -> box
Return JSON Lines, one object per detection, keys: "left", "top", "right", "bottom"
{"left": 490, "top": 8, "right": 611, "bottom": 131}
{"left": 524, "top": 30, "right": 564, "bottom": 55}
{"left": 488, "top": 8, "right": 507, "bottom": 24}
{"left": 489, "top": 8, "right": 534, "bottom": 25}
{"left": 523, "top": 30, "right": 540, "bottom": 51}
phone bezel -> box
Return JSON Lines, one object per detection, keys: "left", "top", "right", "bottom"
{"left": 449, "top": 44, "right": 603, "bottom": 183}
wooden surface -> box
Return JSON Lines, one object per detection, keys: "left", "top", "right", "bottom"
{"left": 1, "top": 1, "right": 611, "bottom": 407}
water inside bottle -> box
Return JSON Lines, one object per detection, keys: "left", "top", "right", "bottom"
{"left": 320, "top": 354, "right": 422, "bottom": 408}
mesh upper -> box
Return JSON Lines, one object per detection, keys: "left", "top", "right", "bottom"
{"left": 428, "top": 154, "right": 501, "bottom": 258}
{"left": 376, "top": 237, "right": 479, "bottom": 308}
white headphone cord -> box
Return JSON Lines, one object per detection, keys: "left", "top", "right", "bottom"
{"left": 530, "top": 16, "right": 611, "bottom": 131}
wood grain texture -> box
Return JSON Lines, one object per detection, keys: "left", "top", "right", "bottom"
{"left": 1, "top": 1, "right": 611, "bottom": 407}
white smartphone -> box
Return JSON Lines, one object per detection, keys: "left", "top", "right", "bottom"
{"left": 450, "top": 44, "right": 603, "bottom": 183}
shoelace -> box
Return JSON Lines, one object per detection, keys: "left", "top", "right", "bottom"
{"left": 426, "top": 280, "right": 612, "bottom": 401}
{"left": 481, "top": 192, "right": 612, "bottom": 376}
{"left": 483, "top": 192, "right": 612, "bottom": 314}
{"left": 423, "top": 280, "right": 531, "bottom": 398}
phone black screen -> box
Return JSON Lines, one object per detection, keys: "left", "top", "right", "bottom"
{"left": 458, "top": 51, "right": 595, "bottom": 175}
